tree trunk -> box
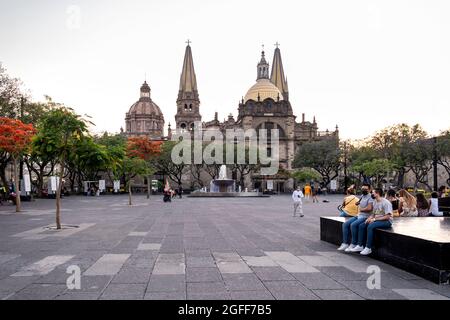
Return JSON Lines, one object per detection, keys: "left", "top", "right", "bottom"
{"left": 13, "top": 157, "right": 21, "bottom": 212}
{"left": 128, "top": 182, "right": 132, "bottom": 206}
{"left": 147, "top": 176, "right": 151, "bottom": 199}
{"left": 55, "top": 160, "right": 65, "bottom": 230}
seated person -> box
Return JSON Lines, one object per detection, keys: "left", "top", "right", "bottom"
{"left": 359, "top": 188, "right": 393, "bottom": 256}
{"left": 398, "top": 189, "right": 418, "bottom": 217}
{"left": 338, "top": 186, "right": 359, "bottom": 217}
{"left": 429, "top": 191, "right": 443, "bottom": 217}
{"left": 337, "top": 183, "right": 373, "bottom": 252}
{"left": 416, "top": 193, "right": 430, "bottom": 217}
{"left": 386, "top": 189, "right": 400, "bottom": 217}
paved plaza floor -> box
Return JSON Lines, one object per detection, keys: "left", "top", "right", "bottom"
{"left": 0, "top": 194, "right": 449, "bottom": 300}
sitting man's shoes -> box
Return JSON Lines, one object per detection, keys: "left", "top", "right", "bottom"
{"left": 344, "top": 244, "right": 356, "bottom": 252}
{"left": 337, "top": 244, "right": 349, "bottom": 251}
{"left": 300, "top": 214, "right": 304, "bottom": 217}
{"left": 360, "top": 247, "right": 372, "bottom": 256}
{"left": 349, "top": 245, "right": 364, "bottom": 253}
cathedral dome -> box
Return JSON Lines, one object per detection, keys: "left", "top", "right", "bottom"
{"left": 127, "top": 82, "right": 163, "bottom": 117}
{"left": 128, "top": 100, "right": 163, "bottom": 117}
{"left": 125, "top": 81, "right": 165, "bottom": 138}
{"left": 244, "top": 78, "right": 283, "bottom": 103}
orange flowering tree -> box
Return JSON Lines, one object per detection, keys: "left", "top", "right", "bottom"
{"left": 0, "top": 117, "right": 36, "bottom": 212}
{"left": 126, "top": 137, "right": 162, "bottom": 201}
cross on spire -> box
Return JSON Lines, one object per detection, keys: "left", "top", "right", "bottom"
{"left": 275, "top": 42, "right": 280, "bottom": 48}
{"left": 261, "top": 44, "right": 265, "bottom": 52}
{"left": 186, "top": 39, "right": 191, "bottom": 46}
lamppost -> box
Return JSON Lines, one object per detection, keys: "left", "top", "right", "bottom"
{"left": 433, "top": 136, "right": 438, "bottom": 191}
{"left": 343, "top": 141, "right": 348, "bottom": 191}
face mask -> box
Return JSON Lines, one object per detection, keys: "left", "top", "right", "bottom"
{"left": 362, "top": 190, "right": 369, "bottom": 195}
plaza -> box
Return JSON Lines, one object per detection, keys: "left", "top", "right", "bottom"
{"left": 0, "top": 195, "right": 449, "bottom": 300}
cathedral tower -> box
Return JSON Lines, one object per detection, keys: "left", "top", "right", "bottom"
{"left": 270, "top": 45, "right": 289, "bottom": 101}
{"left": 175, "top": 42, "right": 201, "bottom": 131}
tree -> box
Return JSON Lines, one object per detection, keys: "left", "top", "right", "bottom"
{"left": 0, "top": 117, "right": 35, "bottom": 212}
{"left": 291, "top": 168, "right": 320, "bottom": 184}
{"left": 293, "top": 138, "right": 340, "bottom": 188}
{"left": 0, "top": 63, "right": 24, "bottom": 119}
{"left": 436, "top": 130, "right": 450, "bottom": 185}
{"left": 368, "top": 124, "right": 428, "bottom": 188}
{"left": 33, "top": 107, "right": 90, "bottom": 229}
{"left": 352, "top": 158, "right": 395, "bottom": 188}
{"left": 122, "top": 156, "right": 151, "bottom": 206}
{"left": 126, "top": 137, "right": 162, "bottom": 199}
{"left": 403, "top": 139, "right": 434, "bottom": 191}
{"left": 150, "top": 141, "right": 187, "bottom": 189}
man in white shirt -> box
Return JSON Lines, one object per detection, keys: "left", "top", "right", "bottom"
{"left": 292, "top": 186, "right": 304, "bottom": 217}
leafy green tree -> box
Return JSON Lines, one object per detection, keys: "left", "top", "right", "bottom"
{"left": 403, "top": 139, "right": 434, "bottom": 190}
{"left": 352, "top": 158, "right": 395, "bottom": 188}
{"left": 368, "top": 124, "right": 428, "bottom": 188}
{"left": 293, "top": 138, "right": 340, "bottom": 187}
{"left": 436, "top": 130, "right": 450, "bottom": 186}
{"left": 33, "top": 107, "right": 90, "bottom": 229}
{"left": 122, "top": 156, "right": 152, "bottom": 205}
{"left": 150, "top": 141, "right": 187, "bottom": 189}
{"left": 291, "top": 168, "right": 320, "bottom": 185}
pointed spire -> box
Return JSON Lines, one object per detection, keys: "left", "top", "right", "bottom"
{"left": 178, "top": 42, "right": 198, "bottom": 100}
{"left": 270, "top": 44, "right": 289, "bottom": 100}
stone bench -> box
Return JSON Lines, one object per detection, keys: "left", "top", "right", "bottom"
{"left": 320, "top": 216, "right": 450, "bottom": 284}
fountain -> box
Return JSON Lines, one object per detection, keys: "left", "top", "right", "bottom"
{"left": 210, "top": 165, "right": 235, "bottom": 193}
{"left": 188, "top": 165, "right": 269, "bottom": 198}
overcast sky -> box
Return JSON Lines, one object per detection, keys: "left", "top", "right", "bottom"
{"left": 1, "top": 0, "right": 449, "bottom": 140}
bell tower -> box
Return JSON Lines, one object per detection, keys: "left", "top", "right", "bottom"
{"left": 175, "top": 40, "right": 202, "bottom": 131}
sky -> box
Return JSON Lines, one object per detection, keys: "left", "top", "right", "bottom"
{"left": 0, "top": 0, "right": 449, "bottom": 140}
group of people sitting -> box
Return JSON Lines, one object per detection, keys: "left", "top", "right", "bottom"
{"left": 337, "top": 184, "right": 447, "bottom": 256}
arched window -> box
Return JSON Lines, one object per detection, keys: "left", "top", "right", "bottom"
{"left": 190, "top": 123, "right": 195, "bottom": 131}
{"left": 180, "top": 123, "right": 187, "bottom": 130}
{"left": 184, "top": 104, "right": 188, "bottom": 110}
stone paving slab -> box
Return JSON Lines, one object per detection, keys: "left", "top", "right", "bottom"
{"left": 153, "top": 253, "right": 185, "bottom": 275}
{"left": 84, "top": 254, "right": 130, "bottom": 276}
{"left": 12, "top": 255, "right": 74, "bottom": 277}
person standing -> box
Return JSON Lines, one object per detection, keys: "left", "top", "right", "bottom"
{"left": 359, "top": 188, "right": 393, "bottom": 256}
{"left": 312, "top": 183, "right": 319, "bottom": 203}
{"left": 337, "top": 184, "right": 374, "bottom": 252}
{"left": 292, "top": 186, "right": 304, "bottom": 217}
{"left": 304, "top": 184, "right": 312, "bottom": 202}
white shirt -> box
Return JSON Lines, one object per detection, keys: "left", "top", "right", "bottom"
{"left": 429, "top": 198, "right": 443, "bottom": 216}
{"left": 292, "top": 190, "right": 304, "bottom": 202}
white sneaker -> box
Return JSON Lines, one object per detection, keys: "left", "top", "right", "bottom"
{"left": 360, "top": 248, "right": 372, "bottom": 256}
{"left": 344, "top": 244, "right": 356, "bottom": 252}
{"left": 349, "top": 245, "right": 364, "bottom": 253}
{"left": 337, "top": 244, "right": 349, "bottom": 251}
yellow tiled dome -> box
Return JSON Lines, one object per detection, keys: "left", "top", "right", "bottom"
{"left": 244, "top": 78, "right": 283, "bottom": 103}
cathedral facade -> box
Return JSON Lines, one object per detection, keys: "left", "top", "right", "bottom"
{"left": 124, "top": 43, "right": 339, "bottom": 192}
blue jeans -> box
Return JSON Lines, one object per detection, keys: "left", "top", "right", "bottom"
{"left": 342, "top": 217, "right": 366, "bottom": 245}
{"left": 365, "top": 220, "right": 392, "bottom": 249}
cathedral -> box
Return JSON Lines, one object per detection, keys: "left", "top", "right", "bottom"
{"left": 125, "top": 43, "right": 339, "bottom": 192}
